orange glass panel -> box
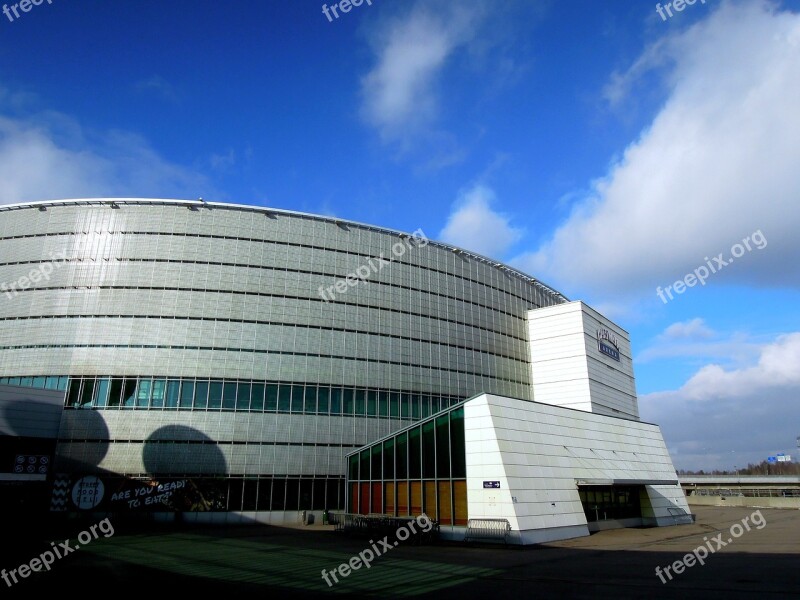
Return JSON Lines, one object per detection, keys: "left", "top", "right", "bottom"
{"left": 397, "top": 481, "right": 409, "bottom": 515}
{"left": 453, "top": 480, "right": 468, "bottom": 525}
{"left": 385, "top": 482, "right": 395, "bottom": 516}
{"left": 424, "top": 481, "right": 437, "bottom": 520}
{"left": 359, "top": 483, "right": 370, "bottom": 515}
{"left": 350, "top": 483, "right": 359, "bottom": 513}
{"left": 371, "top": 482, "right": 383, "bottom": 514}
{"left": 438, "top": 481, "right": 452, "bottom": 525}
{"left": 410, "top": 481, "right": 422, "bottom": 515}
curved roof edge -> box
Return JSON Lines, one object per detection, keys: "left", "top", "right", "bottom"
{"left": 0, "top": 197, "right": 569, "bottom": 303}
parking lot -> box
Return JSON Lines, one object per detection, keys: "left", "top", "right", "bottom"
{"left": 2, "top": 506, "right": 799, "bottom": 598}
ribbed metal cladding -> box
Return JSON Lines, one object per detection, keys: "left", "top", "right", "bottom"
{"left": 0, "top": 199, "right": 568, "bottom": 506}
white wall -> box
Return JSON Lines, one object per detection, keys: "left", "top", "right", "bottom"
{"left": 527, "top": 301, "right": 638, "bottom": 420}
{"left": 464, "top": 393, "right": 689, "bottom": 544}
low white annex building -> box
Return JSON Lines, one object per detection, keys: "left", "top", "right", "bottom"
{"left": 346, "top": 301, "right": 691, "bottom": 544}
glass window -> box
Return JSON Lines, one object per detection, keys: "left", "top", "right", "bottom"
{"left": 151, "top": 379, "right": 166, "bottom": 408}
{"left": 383, "top": 438, "right": 394, "bottom": 480}
{"left": 45, "top": 377, "right": 60, "bottom": 390}
{"left": 371, "top": 445, "right": 382, "bottom": 481}
{"left": 33, "top": 376, "right": 46, "bottom": 388}
{"left": 121, "top": 378, "right": 137, "bottom": 408}
{"left": 350, "top": 483, "right": 359, "bottom": 513}
{"left": 236, "top": 383, "right": 251, "bottom": 411}
{"left": 422, "top": 421, "right": 436, "bottom": 478}
{"left": 222, "top": 381, "right": 238, "bottom": 410}
{"left": 318, "top": 387, "right": 330, "bottom": 414}
{"left": 438, "top": 481, "right": 452, "bottom": 526}
{"left": 389, "top": 393, "right": 400, "bottom": 418}
{"left": 397, "top": 481, "right": 409, "bottom": 515}
{"left": 409, "top": 427, "right": 421, "bottom": 479}
{"left": 285, "top": 479, "right": 300, "bottom": 511}
{"left": 312, "top": 479, "right": 326, "bottom": 511}
{"left": 385, "top": 482, "right": 395, "bottom": 516}
{"left": 299, "top": 479, "right": 313, "bottom": 510}
{"left": 411, "top": 394, "right": 421, "bottom": 419}
{"left": 359, "top": 482, "right": 370, "bottom": 515}
{"left": 208, "top": 381, "right": 223, "bottom": 409}
{"left": 326, "top": 479, "right": 342, "bottom": 512}
{"left": 366, "top": 390, "right": 377, "bottom": 416}
{"left": 378, "top": 391, "right": 388, "bottom": 417}
{"left": 79, "top": 378, "right": 96, "bottom": 408}
{"left": 258, "top": 479, "right": 273, "bottom": 511}
{"left": 420, "top": 395, "right": 431, "bottom": 418}
{"left": 136, "top": 379, "right": 151, "bottom": 408}
{"left": 108, "top": 378, "right": 123, "bottom": 408}
{"left": 359, "top": 449, "right": 370, "bottom": 482}
{"left": 424, "top": 481, "right": 437, "bottom": 520}
{"left": 330, "top": 387, "right": 342, "bottom": 415}
{"left": 436, "top": 415, "right": 450, "bottom": 478}
{"left": 95, "top": 378, "right": 110, "bottom": 408}
{"left": 165, "top": 380, "right": 180, "bottom": 409}
{"left": 194, "top": 380, "right": 209, "bottom": 409}
{"left": 266, "top": 384, "right": 279, "bottom": 411}
{"left": 396, "top": 432, "right": 408, "bottom": 479}
{"left": 278, "top": 385, "right": 291, "bottom": 412}
{"left": 410, "top": 481, "right": 422, "bottom": 515}
{"left": 371, "top": 482, "right": 382, "bottom": 514}
{"left": 271, "top": 479, "right": 286, "bottom": 511}
{"left": 453, "top": 480, "right": 468, "bottom": 525}
{"left": 292, "top": 385, "right": 305, "bottom": 413}
{"left": 65, "top": 379, "right": 81, "bottom": 408}
{"left": 450, "top": 407, "right": 466, "bottom": 478}
{"left": 342, "top": 388, "right": 354, "bottom": 415}
{"left": 304, "top": 386, "right": 317, "bottom": 414}
{"left": 348, "top": 454, "right": 359, "bottom": 481}
{"left": 179, "top": 380, "right": 195, "bottom": 408}
{"left": 354, "top": 389, "right": 366, "bottom": 416}
{"left": 251, "top": 383, "right": 265, "bottom": 411}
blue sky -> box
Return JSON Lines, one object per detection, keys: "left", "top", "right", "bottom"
{"left": 2, "top": 0, "right": 799, "bottom": 470}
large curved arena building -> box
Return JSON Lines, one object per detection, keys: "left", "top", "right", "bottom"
{"left": 0, "top": 199, "right": 689, "bottom": 542}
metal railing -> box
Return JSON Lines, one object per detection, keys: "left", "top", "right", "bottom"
{"left": 464, "top": 518, "right": 512, "bottom": 545}
{"left": 334, "top": 513, "right": 440, "bottom": 544}
{"left": 690, "top": 488, "right": 800, "bottom": 498}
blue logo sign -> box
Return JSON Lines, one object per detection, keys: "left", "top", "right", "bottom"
{"left": 483, "top": 481, "right": 501, "bottom": 489}
{"left": 597, "top": 328, "right": 621, "bottom": 362}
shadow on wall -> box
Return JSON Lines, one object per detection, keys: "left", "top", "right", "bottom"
{"left": 143, "top": 425, "right": 228, "bottom": 476}
{"left": 2, "top": 399, "right": 110, "bottom": 475}
{"left": 51, "top": 409, "right": 111, "bottom": 474}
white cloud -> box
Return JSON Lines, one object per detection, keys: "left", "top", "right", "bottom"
{"left": 516, "top": 0, "right": 800, "bottom": 297}
{"left": 636, "top": 323, "right": 760, "bottom": 366}
{"left": 360, "top": 3, "right": 483, "bottom": 143}
{"left": 439, "top": 184, "right": 523, "bottom": 259}
{"left": 662, "top": 318, "right": 714, "bottom": 340}
{"left": 0, "top": 106, "right": 216, "bottom": 205}
{"left": 640, "top": 332, "right": 800, "bottom": 470}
